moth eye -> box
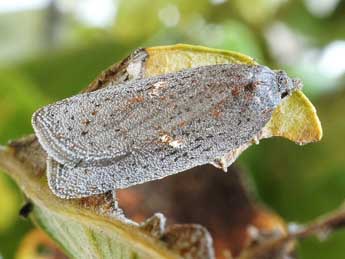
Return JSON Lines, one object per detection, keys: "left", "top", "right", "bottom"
{"left": 278, "top": 76, "right": 285, "bottom": 85}
{"left": 277, "top": 71, "right": 288, "bottom": 85}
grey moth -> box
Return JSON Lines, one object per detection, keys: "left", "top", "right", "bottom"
{"left": 32, "top": 63, "right": 301, "bottom": 198}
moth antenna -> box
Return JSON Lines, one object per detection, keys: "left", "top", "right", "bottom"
{"left": 292, "top": 78, "right": 303, "bottom": 90}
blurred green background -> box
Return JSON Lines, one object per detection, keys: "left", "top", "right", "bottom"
{"left": 0, "top": 0, "right": 344, "bottom": 258}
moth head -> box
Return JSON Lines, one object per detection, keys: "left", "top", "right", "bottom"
{"left": 275, "top": 70, "right": 303, "bottom": 99}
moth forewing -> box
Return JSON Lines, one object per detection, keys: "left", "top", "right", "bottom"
{"left": 33, "top": 64, "right": 298, "bottom": 198}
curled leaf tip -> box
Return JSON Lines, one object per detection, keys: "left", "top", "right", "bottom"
{"left": 263, "top": 90, "right": 323, "bottom": 145}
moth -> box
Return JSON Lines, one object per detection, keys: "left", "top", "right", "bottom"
{"left": 32, "top": 64, "right": 301, "bottom": 198}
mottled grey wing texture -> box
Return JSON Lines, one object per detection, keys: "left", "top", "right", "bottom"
{"left": 33, "top": 64, "right": 293, "bottom": 198}
{"left": 32, "top": 64, "right": 291, "bottom": 198}
{"left": 34, "top": 64, "right": 277, "bottom": 166}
